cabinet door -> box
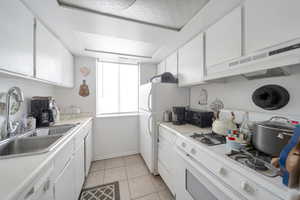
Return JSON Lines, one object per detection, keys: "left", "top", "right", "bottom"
{"left": 0, "top": 0, "right": 34, "bottom": 76}
{"left": 60, "top": 47, "right": 74, "bottom": 87}
{"left": 178, "top": 33, "right": 204, "bottom": 87}
{"left": 54, "top": 158, "right": 76, "bottom": 200}
{"left": 165, "top": 51, "right": 178, "bottom": 77}
{"left": 36, "top": 21, "right": 63, "bottom": 84}
{"left": 245, "top": 0, "right": 300, "bottom": 54}
{"left": 206, "top": 6, "right": 242, "bottom": 68}
{"left": 157, "top": 61, "right": 166, "bottom": 75}
{"left": 85, "top": 131, "right": 93, "bottom": 177}
{"left": 74, "top": 142, "right": 85, "bottom": 199}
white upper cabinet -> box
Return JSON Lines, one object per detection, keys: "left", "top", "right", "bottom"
{"left": 36, "top": 21, "right": 63, "bottom": 83}
{"left": 178, "top": 33, "right": 205, "bottom": 87}
{"left": 245, "top": 0, "right": 300, "bottom": 54}
{"left": 157, "top": 61, "right": 166, "bottom": 75}
{"left": 36, "top": 21, "right": 74, "bottom": 87}
{"left": 60, "top": 46, "right": 74, "bottom": 87}
{"left": 165, "top": 51, "right": 178, "bottom": 77}
{"left": 0, "top": 0, "right": 34, "bottom": 76}
{"left": 206, "top": 6, "right": 242, "bottom": 72}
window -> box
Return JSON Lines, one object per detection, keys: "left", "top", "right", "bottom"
{"left": 96, "top": 61, "right": 139, "bottom": 115}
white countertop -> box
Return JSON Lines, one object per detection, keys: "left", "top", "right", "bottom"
{"left": 0, "top": 117, "right": 93, "bottom": 200}
{"left": 159, "top": 122, "right": 300, "bottom": 200}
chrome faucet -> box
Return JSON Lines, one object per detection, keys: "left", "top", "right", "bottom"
{"left": 3, "top": 87, "right": 24, "bottom": 139}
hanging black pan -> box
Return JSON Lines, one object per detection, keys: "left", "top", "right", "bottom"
{"left": 252, "top": 84, "right": 290, "bottom": 110}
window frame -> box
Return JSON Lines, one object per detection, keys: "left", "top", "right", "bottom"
{"left": 96, "top": 60, "right": 139, "bottom": 116}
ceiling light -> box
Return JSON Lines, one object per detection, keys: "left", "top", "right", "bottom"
{"left": 85, "top": 48, "right": 152, "bottom": 59}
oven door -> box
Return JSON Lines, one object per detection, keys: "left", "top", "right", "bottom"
{"left": 175, "top": 148, "right": 245, "bottom": 200}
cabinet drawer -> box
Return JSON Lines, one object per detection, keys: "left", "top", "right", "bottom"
{"left": 159, "top": 126, "right": 177, "bottom": 144}
{"left": 53, "top": 139, "right": 74, "bottom": 178}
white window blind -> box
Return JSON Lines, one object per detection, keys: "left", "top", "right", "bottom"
{"left": 96, "top": 61, "right": 139, "bottom": 115}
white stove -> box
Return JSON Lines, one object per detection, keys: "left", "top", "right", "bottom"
{"left": 175, "top": 132, "right": 296, "bottom": 200}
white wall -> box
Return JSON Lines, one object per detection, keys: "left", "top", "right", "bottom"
{"left": 190, "top": 66, "right": 300, "bottom": 120}
{"left": 0, "top": 76, "right": 55, "bottom": 136}
{"left": 55, "top": 56, "right": 140, "bottom": 160}
{"left": 93, "top": 115, "right": 139, "bottom": 160}
{"left": 139, "top": 63, "right": 157, "bottom": 85}
{"left": 55, "top": 56, "right": 97, "bottom": 115}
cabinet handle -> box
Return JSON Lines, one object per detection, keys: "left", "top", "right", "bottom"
{"left": 24, "top": 187, "right": 34, "bottom": 199}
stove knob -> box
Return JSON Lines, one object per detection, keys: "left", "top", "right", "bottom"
{"left": 190, "top": 148, "right": 197, "bottom": 155}
{"left": 181, "top": 142, "right": 187, "bottom": 148}
{"left": 241, "top": 181, "right": 253, "bottom": 193}
{"left": 218, "top": 167, "right": 226, "bottom": 176}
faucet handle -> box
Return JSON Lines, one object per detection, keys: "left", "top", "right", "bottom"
{"left": 8, "top": 121, "right": 20, "bottom": 136}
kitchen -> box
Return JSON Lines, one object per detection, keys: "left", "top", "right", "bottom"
{"left": 1, "top": 0, "right": 300, "bottom": 200}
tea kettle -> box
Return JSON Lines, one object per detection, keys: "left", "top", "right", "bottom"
{"left": 212, "top": 111, "right": 237, "bottom": 135}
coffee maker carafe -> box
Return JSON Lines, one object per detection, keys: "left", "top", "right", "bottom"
{"left": 172, "top": 106, "right": 186, "bottom": 125}
{"left": 31, "top": 97, "right": 57, "bottom": 127}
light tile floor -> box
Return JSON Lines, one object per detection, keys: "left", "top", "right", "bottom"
{"left": 83, "top": 154, "right": 174, "bottom": 200}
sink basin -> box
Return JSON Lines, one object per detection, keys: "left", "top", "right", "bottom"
{"left": 48, "top": 124, "right": 77, "bottom": 135}
{"left": 34, "top": 124, "right": 77, "bottom": 137}
{"left": 0, "top": 135, "right": 63, "bottom": 159}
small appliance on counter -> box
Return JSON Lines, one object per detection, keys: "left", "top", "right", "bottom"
{"left": 150, "top": 72, "right": 178, "bottom": 83}
{"left": 31, "top": 96, "right": 59, "bottom": 127}
{"left": 163, "top": 110, "right": 172, "bottom": 122}
{"left": 186, "top": 109, "right": 214, "bottom": 128}
{"left": 172, "top": 106, "right": 186, "bottom": 125}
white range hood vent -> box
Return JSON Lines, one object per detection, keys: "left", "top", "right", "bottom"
{"left": 242, "top": 67, "right": 290, "bottom": 80}
{"left": 207, "top": 38, "right": 300, "bottom": 81}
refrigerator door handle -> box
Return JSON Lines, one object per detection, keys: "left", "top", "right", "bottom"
{"left": 147, "top": 89, "right": 152, "bottom": 112}
{"left": 147, "top": 114, "right": 153, "bottom": 137}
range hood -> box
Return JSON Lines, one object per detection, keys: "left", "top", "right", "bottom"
{"left": 206, "top": 38, "right": 300, "bottom": 80}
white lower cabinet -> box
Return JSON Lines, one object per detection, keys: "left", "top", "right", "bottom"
{"left": 74, "top": 142, "right": 85, "bottom": 198}
{"left": 54, "top": 157, "right": 76, "bottom": 200}
{"left": 158, "top": 126, "right": 178, "bottom": 195}
{"left": 85, "top": 130, "right": 93, "bottom": 177}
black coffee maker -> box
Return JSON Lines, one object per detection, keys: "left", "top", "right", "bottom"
{"left": 31, "top": 97, "right": 55, "bottom": 127}
{"left": 172, "top": 106, "right": 186, "bottom": 125}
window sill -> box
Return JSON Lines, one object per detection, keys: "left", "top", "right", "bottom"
{"left": 96, "top": 112, "right": 139, "bottom": 118}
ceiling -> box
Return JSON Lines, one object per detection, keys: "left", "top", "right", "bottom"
{"left": 57, "top": 0, "right": 210, "bottom": 30}
{"left": 22, "top": 0, "right": 242, "bottom": 63}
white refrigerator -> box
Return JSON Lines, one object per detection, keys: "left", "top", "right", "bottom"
{"left": 139, "top": 82, "right": 189, "bottom": 174}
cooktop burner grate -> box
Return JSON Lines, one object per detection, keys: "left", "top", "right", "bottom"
{"left": 190, "top": 132, "right": 226, "bottom": 146}
{"left": 228, "top": 149, "right": 280, "bottom": 177}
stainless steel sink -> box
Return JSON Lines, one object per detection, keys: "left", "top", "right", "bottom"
{"left": 48, "top": 124, "right": 77, "bottom": 135}
{"left": 0, "top": 123, "right": 79, "bottom": 159}
{"left": 0, "top": 135, "right": 62, "bottom": 159}
{"left": 34, "top": 124, "right": 78, "bottom": 137}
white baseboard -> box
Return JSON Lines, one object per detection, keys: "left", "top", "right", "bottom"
{"left": 93, "top": 150, "right": 139, "bottom": 161}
